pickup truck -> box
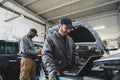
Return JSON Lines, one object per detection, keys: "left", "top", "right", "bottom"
{"left": 0, "top": 40, "right": 42, "bottom": 80}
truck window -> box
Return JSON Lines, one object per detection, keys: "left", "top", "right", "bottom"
{"left": 7, "top": 42, "right": 18, "bottom": 54}
{"left": 0, "top": 42, "right": 5, "bottom": 54}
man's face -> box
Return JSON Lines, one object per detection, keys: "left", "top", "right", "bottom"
{"left": 60, "top": 24, "right": 71, "bottom": 35}
{"left": 28, "top": 31, "right": 36, "bottom": 38}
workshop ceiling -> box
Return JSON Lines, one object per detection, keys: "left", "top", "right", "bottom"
{"left": 2, "top": 0, "right": 120, "bottom": 25}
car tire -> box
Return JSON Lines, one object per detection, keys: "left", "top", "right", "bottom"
{"left": 0, "top": 71, "right": 5, "bottom": 80}
{"left": 112, "top": 72, "right": 120, "bottom": 80}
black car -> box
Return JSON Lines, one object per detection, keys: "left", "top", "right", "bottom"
{"left": 0, "top": 40, "right": 42, "bottom": 80}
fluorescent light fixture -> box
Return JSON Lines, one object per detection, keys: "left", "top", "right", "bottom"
{"left": 93, "top": 26, "right": 106, "bottom": 30}
{"left": 4, "top": 14, "right": 24, "bottom": 22}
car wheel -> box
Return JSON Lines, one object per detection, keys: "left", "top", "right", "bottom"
{"left": 112, "top": 72, "right": 120, "bottom": 80}
{"left": 0, "top": 71, "right": 5, "bottom": 80}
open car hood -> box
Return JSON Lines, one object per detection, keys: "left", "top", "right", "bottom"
{"left": 48, "top": 21, "right": 105, "bottom": 52}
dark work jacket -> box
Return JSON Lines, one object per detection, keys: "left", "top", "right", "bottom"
{"left": 42, "top": 31, "right": 75, "bottom": 73}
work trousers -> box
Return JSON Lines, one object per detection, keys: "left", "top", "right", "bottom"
{"left": 20, "top": 57, "right": 36, "bottom": 80}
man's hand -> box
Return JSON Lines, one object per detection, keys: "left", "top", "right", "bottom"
{"left": 49, "top": 70, "right": 60, "bottom": 80}
{"left": 38, "top": 50, "right": 42, "bottom": 56}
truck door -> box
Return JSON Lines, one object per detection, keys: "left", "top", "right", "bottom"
{"left": 0, "top": 41, "right": 7, "bottom": 75}
{"left": 6, "top": 42, "right": 20, "bottom": 80}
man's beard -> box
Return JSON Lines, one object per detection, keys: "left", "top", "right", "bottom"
{"left": 29, "top": 35, "right": 34, "bottom": 38}
{"left": 63, "top": 31, "right": 69, "bottom": 35}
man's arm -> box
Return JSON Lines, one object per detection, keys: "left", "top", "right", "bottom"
{"left": 42, "top": 36, "right": 57, "bottom": 72}
{"left": 19, "top": 37, "right": 37, "bottom": 55}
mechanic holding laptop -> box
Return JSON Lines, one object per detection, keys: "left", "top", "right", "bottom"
{"left": 42, "top": 17, "right": 77, "bottom": 80}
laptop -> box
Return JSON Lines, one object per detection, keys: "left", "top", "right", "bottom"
{"left": 62, "top": 55, "right": 101, "bottom": 76}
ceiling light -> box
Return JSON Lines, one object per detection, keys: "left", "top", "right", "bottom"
{"left": 93, "top": 26, "right": 106, "bottom": 30}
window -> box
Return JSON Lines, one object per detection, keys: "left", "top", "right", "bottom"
{"left": 7, "top": 42, "right": 18, "bottom": 54}
{"left": 0, "top": 42, "right": 5, "bottom": 54}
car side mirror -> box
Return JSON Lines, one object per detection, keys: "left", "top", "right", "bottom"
{"left": 105, "top": 46, "right": 118, "bottom": 51}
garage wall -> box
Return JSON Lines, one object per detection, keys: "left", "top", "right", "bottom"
{"left": 79, "top": 10, "right": 120, "bottom": 46}
{"left": 0, "top": 7, "right": 45, "bottom": 42}
{"left": 81, "top": 11, "right": 119, "bottom": 40}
